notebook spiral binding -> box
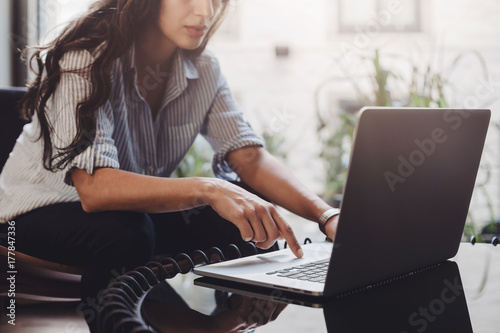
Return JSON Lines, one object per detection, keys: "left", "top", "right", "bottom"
{"left": 97, "top": 238, "right": 312, "bottom": 333}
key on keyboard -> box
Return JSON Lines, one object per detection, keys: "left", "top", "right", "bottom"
{"left": 266, "top": 259, "right": 330, "bottom": 283}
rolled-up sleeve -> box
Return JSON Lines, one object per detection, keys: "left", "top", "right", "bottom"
{"left": 201, "top": 72, "right": 264, "bottom": 180}
{"left": 48, "top": 50, "right": 120, "bottom": 186}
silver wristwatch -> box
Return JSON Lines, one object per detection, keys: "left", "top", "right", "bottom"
{"left": 318, "top": 208, "right": 340, "bottom": 235}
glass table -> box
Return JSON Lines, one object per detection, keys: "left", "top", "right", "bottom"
{"left": 137, "top": 242, "right": 499, "bottom": 333}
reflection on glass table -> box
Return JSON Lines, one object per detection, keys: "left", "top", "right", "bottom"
{"left": 141, "top": 243, "right": 499, "bottom": 333}
{"left": 144, "top": 282, "right": 287, "bottom": 333}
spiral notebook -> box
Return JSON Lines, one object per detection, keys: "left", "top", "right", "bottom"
{"left": 194, "top": 107, "right": 491, "bottom": 297}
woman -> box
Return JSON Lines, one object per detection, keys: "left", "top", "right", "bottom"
{"left": 0, "top": 0, "right": 339, "bottom": 330}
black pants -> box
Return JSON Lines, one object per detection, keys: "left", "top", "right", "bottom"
{"left": 0, "top": 186, "right": 274, "bottom": 332}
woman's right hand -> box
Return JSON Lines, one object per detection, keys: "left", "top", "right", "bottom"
{"left": 201, "top": 179, "right": 303, "bottom": 258}
{"left": 72, "top": 168, "right": 302, "bottom": 257}
{"left": 211, "top": 294, "right": 288, "bottom": 333}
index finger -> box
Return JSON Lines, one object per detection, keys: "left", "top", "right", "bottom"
{"left": 271, "top": 210, "right": 303, "bottom": 258}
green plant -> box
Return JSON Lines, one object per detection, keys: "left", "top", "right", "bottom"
{"left": 172, "top": 136, "right": 214, "bottom": 178}
{"left": 172, "top": 128, "right": 289, "bottom": 179}
{"left": 262, "top": 130, "right": 288, "bottom": 162}
{"left": 316, "top": 48, "right": 499, "bottom": 240}
{"left": 316, "top": 113, "right": 357, "bottom": 202}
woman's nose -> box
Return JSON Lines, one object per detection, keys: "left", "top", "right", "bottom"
{"left": 193, "top": 0, "right": 215, "bottom": 19}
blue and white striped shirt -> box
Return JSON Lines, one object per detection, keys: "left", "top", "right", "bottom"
{"left": 0, "top": 46, "right": 264, "bottom": 223}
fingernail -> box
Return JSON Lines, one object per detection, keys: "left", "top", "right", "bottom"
{"left": 245, "top": 237, "right": 252, "bottom": 242}
{"left": 298, "top": 248, "right": 304, "bottom": 257}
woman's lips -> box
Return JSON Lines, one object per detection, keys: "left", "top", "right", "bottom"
{"left": 186, "top": 25, "right": 207, "bottom": 38}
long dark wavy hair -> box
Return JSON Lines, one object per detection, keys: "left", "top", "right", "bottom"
{"left": 21, "top": 0, "right": 230, "bottom": 172}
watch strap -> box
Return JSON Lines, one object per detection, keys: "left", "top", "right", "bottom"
{"left": 318, "top": 208, "right": 340, "bottom": 235}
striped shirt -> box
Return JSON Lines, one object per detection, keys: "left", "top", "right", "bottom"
{"left": 0, "top": 46, "right": 264, "bottom": 223}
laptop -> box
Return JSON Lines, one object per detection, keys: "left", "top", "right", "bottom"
{"left": 193, "top": 107, "right": 491, "bottom": 297}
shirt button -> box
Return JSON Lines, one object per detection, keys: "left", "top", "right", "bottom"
{"left": 148, "top": 165, "right": 155, "bottom": 173}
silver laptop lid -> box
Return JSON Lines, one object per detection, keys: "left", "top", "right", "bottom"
{"left": 324, "top": 107, "right": 490, "bottom": 296}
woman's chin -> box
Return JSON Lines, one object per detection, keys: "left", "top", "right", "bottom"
{"left": 177, "top": 38, "right": 205, "bottom": 51}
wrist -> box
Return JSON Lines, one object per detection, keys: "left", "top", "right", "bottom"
{"left": 318, "top": 208, "right": 340, "bottom": 235}
{"left": 309, "top": 198, "right": 335, "bottom": 222}
{"left": 197, "top": 177, "right": 220, "bottom": 206}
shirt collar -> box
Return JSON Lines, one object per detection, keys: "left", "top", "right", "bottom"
{"left": 180, "top": 51, "right": 199, "bottom": 80}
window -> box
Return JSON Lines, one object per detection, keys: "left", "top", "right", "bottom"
{"left": 39, "top": 0, "right": 94, "bottom": 44}
{"left": 338, "top": 0, "right": 421, "bottom": 33}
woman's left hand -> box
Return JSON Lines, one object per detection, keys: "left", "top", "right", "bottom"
{"left": 324, "top": 215, "right": 340, "bottom": 241}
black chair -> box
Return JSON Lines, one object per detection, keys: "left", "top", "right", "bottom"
{"left": 0, "top": 87, "right": 84, "bottom": 301}
{"left": 0, "top": 87, "right": 28, "bottom": 172}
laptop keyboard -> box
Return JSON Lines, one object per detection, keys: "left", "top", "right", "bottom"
{"left": 266, "top": 258, "right": 330, "bottom": 283}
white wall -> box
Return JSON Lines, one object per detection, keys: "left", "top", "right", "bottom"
{"left": 40, "top": 0, "right": 94, "bottom": 44}
{"left": 0, "top": 0, "right": 12, "bottom": 87}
